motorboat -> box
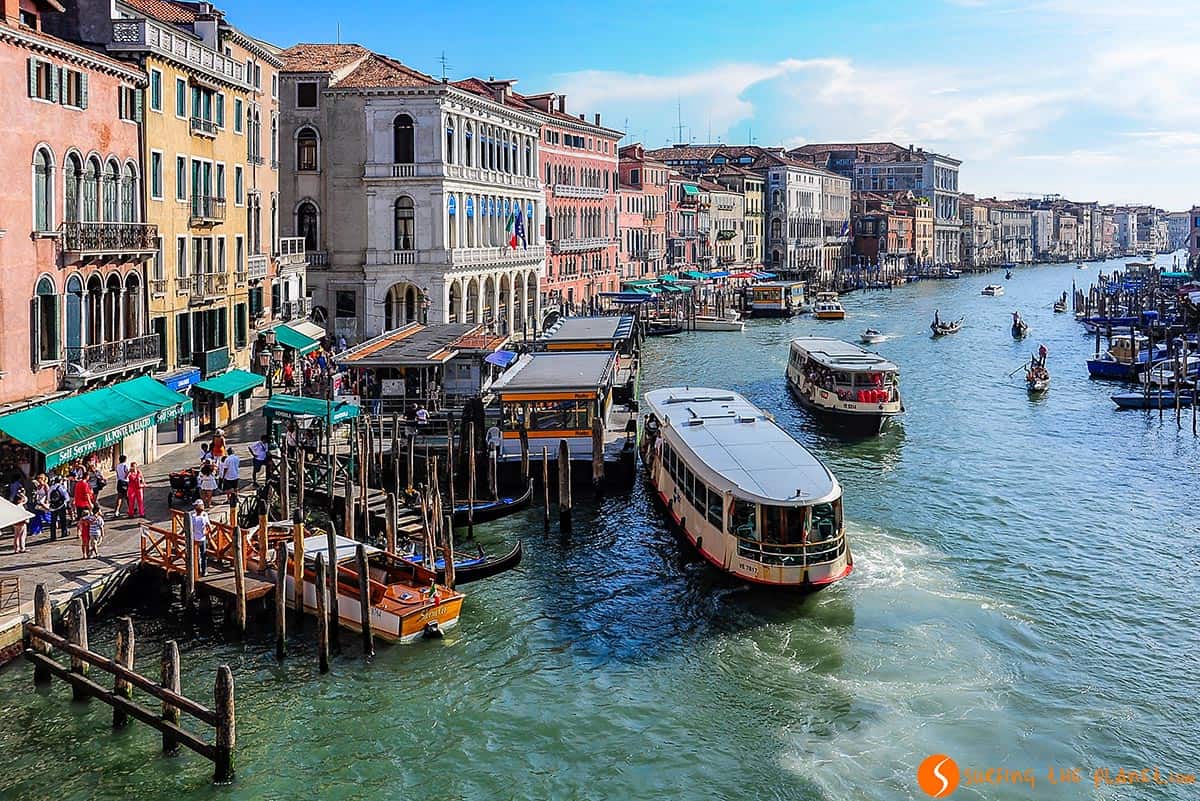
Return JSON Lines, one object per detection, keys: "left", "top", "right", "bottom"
{"left": 812, "top": 292, "right": 846, "bottom": 320}
{"left": 693, "top": 310, "right": 746, "bottom": 332}
{"left": 641, "top": 388, "right": 852, "bottom": 589}
{"left": 1086, "top": 335, "right": 1164, "bottom": 380}
{"left": 1077, "top": 263, "right": 1087, "bottom": 269}
{"left": 981, "top": 284, "right": 1005, "bottom": 296}
{"left": 786, "top": 337, "right": 903, "bottom": 434}
{"left": 860, "top": 328, "right": 886, "bottom": 345}
{"left": 1146, "top": 355, "right": 1200, "bottom": 387}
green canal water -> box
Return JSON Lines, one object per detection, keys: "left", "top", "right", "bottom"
{"left": 2, "top": 260, "right": 1198, "bottom": 800}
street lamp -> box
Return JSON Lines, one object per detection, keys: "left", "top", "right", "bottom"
{"left": 260, "top": 328, "right": 281, "bottom": 398}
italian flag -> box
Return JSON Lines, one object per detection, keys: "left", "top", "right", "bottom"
{"left": 506, "top": 211, "right": 518, "bottom": 249}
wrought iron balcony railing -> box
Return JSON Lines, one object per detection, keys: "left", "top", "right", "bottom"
{"left": 60, "top": 221, "right": 158, "bottom": 261}
{"left": 189, "top": 195, "right": 226, "bottom": 226}
{"left": 64, "top": 333, "right": 161, "bottom": 381}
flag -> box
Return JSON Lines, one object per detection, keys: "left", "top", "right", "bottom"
{"left": 514, "top": 205, "right": 527, "bottom": 249}
{"left": 841, "top": 219, "right": 850, "bottom": 236}
{"left": 506, "top": 209, "right": 518, "bottom": 249}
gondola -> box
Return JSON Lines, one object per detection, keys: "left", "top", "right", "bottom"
{"left": 1005, "top": 270, "right": 1013, "bottom": 280}
{"left": 930, "top": 317, "right": 964, "bottom": 336}
{"left": 451, "top": 481, "right": 534, "bottom": 526}
{"left": 645, "top": 321, "right": 684, "bottom": 336}
{"left": 405, "top": 540, "right": 524, "bottom": 584}
{"left": 1111, "top": 390, "right": 1195, "bottom": 410}
{"left": 1011, "top": 313, "right": 1029, "bottom": 339}
{"left": 1053, "top": 300, "right": 1067, "bottom": 313}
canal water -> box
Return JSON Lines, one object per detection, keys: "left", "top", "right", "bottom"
{"left": 1, "top": 259, "right": 1197, "bottom": 800}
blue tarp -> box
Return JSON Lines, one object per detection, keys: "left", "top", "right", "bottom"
{"left": 753, "top": 271, "right": 778, "bottom": 279}
{"left": 485, "top": 350, "right": 519, "bottom": 367}
{"left": 705, "top": 271, "right": 731, "bottom": 279}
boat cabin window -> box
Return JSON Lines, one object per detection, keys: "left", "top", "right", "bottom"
{"left": 759, "top": 505, "right": 807, "bottom": 545}
{"left": 730, "top": 499, "right": 757, "bottom": 540}
{"left": 810, "top": 501, "right": 840, "bottom": 542}
{"left": 503, "top": 398, "right": 592, "bottom": 432}
{"left": 706, "top": 488, "right": 723, "bottom": 529}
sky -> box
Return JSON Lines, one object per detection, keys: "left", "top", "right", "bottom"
{"left": 230, "top": 0, "right": 1200, "bottom": 209}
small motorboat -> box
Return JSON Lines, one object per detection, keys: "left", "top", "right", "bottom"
{"left": 1146, "top": 355, "right": 1200, "bottom": 387}
{"left": 813, "top": 292, "right": 846, "bottom": 320}
{"left": 1111, "top": 389, "right": 1196, "bottom": 410}
{"left": 1011, "top": 312, "right": 1029, "bottom": 339}
{"left": 860, "top": 328, "right": 886, "bottom": 345}
{"left": 1076, "top": 263, "right": 1087, "bottom": 270}
{"left": 692, "top": 309, "right": 745, "bottom": 332}
{"left": 452, "top": 481, "right": 534, "bottom": 526}
{"left": 981, "top": 284, "right": 1005, "bottom": 296}
{"left": 930, "top": 316, "right": 964, "bottom": 337}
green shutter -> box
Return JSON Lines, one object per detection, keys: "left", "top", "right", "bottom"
{"left": 51, "top": 66, "right": 61, "bottom": 103}
{"left": 30, "top": 298, "right": 40, "bottom": 368}
{"left": 79, "top": 72, "right": 88, "bottom": 109}
{"left": 28, "top": 58, "right": 37, "bottom": 97}
{"left": 134, "top": 89, "right": 143, "bottom": 122}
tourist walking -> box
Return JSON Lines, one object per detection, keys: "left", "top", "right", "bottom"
{"left": 197, "top": 463, "right": 219, "bottom": 508}
{"left": 47, "top": 474, "right": 69, "bottom": 541}
{"left": 11, "top": 488, "right": 28, "bottom": 553}
{"left": 126, "top": 462, "right": 145, "bottom": 518}
{"left": 113, "top": 454, "right": 130, "bottom": 517}
{"left": 221, "top": 449, "right": 241, "bottom": 506}
{"left": 250, "top": 435, "right": 270, "bottom": 483}
{"left": 211, "top": 429, "right": 226, "bottom": 460}
{"left": 190, "top": 500, "right": 212, "bottom": 577}
{"left": 73, "top": 474, "right": 95, "bottom": 521}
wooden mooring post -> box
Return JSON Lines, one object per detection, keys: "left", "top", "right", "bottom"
{"left": 314, "top": 554, "right": 330, "bottom": 674}
{"left": 591, "top": 416, "right": 605, "bottom": 489}
{"left": 325, "top": 521, "right": 340, "bottom": 655}
{"left": 355, "top": 543, "right": 374, "bottom": 658}
{"left": 385, "top": 491, "right": 398, "bottom": 553}
{"left": 557, "top": 439, "right": 572, "bottom": 531}
{"left": 278, "top": 450, "right": 291, "bottom": 521}
{"left": 541, "top": 446, "right": 550, "bottom": 532}
{"left": 274, "top": 543, "right": 287, "bottom": 659}
{"left": 25, "top": 589, "right": 237, "bottom": 784}
{"left": 231, "top": 524, "right": 246, "bottom": 635}
{"left": 466, "top": 423, "right": 477, "bottom": 537}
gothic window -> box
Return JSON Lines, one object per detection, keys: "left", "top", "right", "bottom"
{"left": 296, "top": 127, "right": 319, "bottom": 171}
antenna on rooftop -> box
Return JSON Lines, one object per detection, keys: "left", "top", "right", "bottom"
{"left": 336, "top": 22, "right": 340, "bottom": 44}
{"left": 676, "top": 97, "right": 685, "bottom": 145}
{"left": 439, "top": 51, "right": 451, "bottom": 82}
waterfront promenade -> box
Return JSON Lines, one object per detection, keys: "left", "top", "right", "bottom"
{"left": 0, "top": 400, "right": 268, "bottom": 659}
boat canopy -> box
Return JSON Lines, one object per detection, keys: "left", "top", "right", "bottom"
{"left": 790, "top": 337, "right": 898, "bottom": 373}
{"left": 643, "top": 387, "right": 840, "bottom": 506}
{"left": 290, "top": 534, "right": 382, "bottom": 565}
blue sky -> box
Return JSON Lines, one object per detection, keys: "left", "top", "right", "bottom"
{"left": 233, "top": 0, "right": 1199, "bottom": 209}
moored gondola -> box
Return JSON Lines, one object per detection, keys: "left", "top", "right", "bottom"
{"left": 451, "top": 481, "right": 534, "bottom": 526}
{"left": 404, "top": 540, "right": 524, "bottom": 584}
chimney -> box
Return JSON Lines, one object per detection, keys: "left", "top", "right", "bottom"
{"left": 193, "top": 3, "right": 220, "bottom": 50}
{"left": 578, "top": 113, "right": 584, "bottom": 121}
{"left": 558, "top": 94, "right": 567, "bottom": 113}
{"left": 594, "top": 113, "right": 601, "bottom": 126}
{"left": 2, "top": 0, "right": 20, "bottom": 25}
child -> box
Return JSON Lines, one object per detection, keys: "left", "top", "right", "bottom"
{"left": 197, "top": 463, "right": 218, "bottom": 508}
{"left": 83, "top": 507, "right": 104, "bottom": 558}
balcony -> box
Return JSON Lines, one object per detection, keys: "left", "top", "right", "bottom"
{"left": 745, "top": 235, "right": 758, "bottom": 244}
{"left": 276, "top": 238, "right": 308, "bottom": 273}
{"left": 189, "top": 272, "right": 228, "bottom": 302}
{"left": 189, "top": 195, "right": 226, "bottom": 226}
{"left": 552, "top": 237, "right": 613, "bottom": 254}
{"left": 645, "top": 247, "right": 663, "bottom": 259}
{"left": 248, "top": 154, "right": 265, "bottom": 167}
{"left": 444, "top": 245, "right": 546, "bottom": 271}
{"left": 109, "top": 17, "right": 249, "bottom": 89}
{"left": 552, "top": 184, "right": 605, "bottom": 199}
{"left": 307, "top": 250, "right": 329, "bottom": 268}
{"left": 246, "top": 254, "right": 268, "bottom": 281}
{"left": 64, "top": 333, "right": 161, "bottom": 386}
{"left": 60, "top": 221, "right": 158, "bottom": 263}
{"left": 279, "top": 298, "right": 312, "bottom": 322}
{"left": 364, "top": 162, "right": 420, "bottom": 179}
{"left": 366, "top": 249, "right": 417, "bottom": 266}
{"left": 149, "top": 277, "right": 167, "bottom": 296}
{"left": 190, "top": 116, "right": 217, "bottom": 138}
{"left": 193, "top": 346, "right": 230, "bottom": 378}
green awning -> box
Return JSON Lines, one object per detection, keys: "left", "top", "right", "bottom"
{"left": 263, "top": 394, "right": 361, "bottom": 425}
{"left": 681, "top": 184, "right": 700, "bottom": 196}
{"left": 623, "top": 279, "right": 655, "bottom": 288}
{"left": 0, "top": 376, "right": 192, "bottom": 469}
{"left": 273, "top": 325, "right": 320, "bottom": 355}
{"left": 660, "top": 284, "right": 692, "bottom": 293}
{"left": 659, "top": 274, "right": 678, "bottom": 282}
{"left": 683, "top": 270, "right": 708, "bottom": 280}
{"left": 194, "top": 369, "right": 264, "bottom": 398}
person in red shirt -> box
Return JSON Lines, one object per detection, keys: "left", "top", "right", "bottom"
{"left": 73, "top": 477, "right": 94, "bottom": 522}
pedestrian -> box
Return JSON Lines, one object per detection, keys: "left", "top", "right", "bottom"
{"left": 416, "top": 404, "right": 429, "bottom": 429}
{"left": 189, "top": 499, "right": 211, "bottom": 577}
{"left": 126, "top": 462, "right": 145, "bottom": 518}
{"left": 249, "top": 435, "right": 269, "bottom": 483}
{"left": 285, "top": 422, "right": 298, "bottom": 457}
{"left": 113, "top": 454, "right": 130, "bottom": 516}
{"left": 11, "top": 488, "right": 28, "bottom": 553}
{"left": 47, "top": 473, "right": 69, "bottom": 542}
{"left": 282, "top": 361, "right": 296, "bottom": 389}
{"left": 78, "top": 506, "right": 92, "bottom": 558}
{"left": 221, "top": 448, "right": 241, "bottom": 506}
{"left": 73, "top": 473, "right": 95, "bottom": 521}
{"left": 84, "top": 506, "right": 104, "bottom": 557}
{"left": 7, "top": 472, "right": 23, "bottom": 503}
{"left": 199, "top": 441, "right": 213, "bottom": 464}
{"left": 197, "top": 462, "right": 218, "bottom": 508}
{"left": 211, "top": 429, "right": 226, "bottom": 459}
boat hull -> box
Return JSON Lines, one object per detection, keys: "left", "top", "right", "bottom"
{"left": 1086, "top": 359, "right": 1137, "bottom": 381}
{"left": 691, "top": 318, "right": 746, "bottom": 332}
{"left": 786, "top": 378, "right": 899, "bottom": 435}
{"left": 283, "top": 573, "right": 463, "bottom": 643}
{"left": 814, "top": 311, "right": 846, "bottom": 320}
{"left": 452, "top": 483, "right": 533, "bottom": 526}
{"left": 1112, "top": 391, "right": 1196, "bottom": 409}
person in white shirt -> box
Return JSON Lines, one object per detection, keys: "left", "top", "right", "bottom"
{"left": 249, "top": 436, "right": 269, "bottom": 483}
{"left": 190, "top": 499, "right": 212, "bottom": 576}
{"left": 222, "top": 450, "right": 241, "bottom": 506}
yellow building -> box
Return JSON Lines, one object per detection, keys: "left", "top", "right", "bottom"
{"left": 103, "top": 0, "right": 283, "bottom": 378}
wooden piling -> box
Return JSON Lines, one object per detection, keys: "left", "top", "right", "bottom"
{"left": 183, "top": 517, "right": 196, "bottom": 608}
{"left": 274, "top": 544, "right": 287, "bottom": 659}
{"left": 466, "top": 423, "right": 476, "bottom": 537}
{"left": 385, "top": 491, "right": 397, "bottom": 553}
{"left": 343, "top": 472, "right": 355, "bottom": 543}
{"left": 32, "top": 583, "right": 52, "bottom": 685}
{"left": 558, "top": 439, "right": 572, "bottom": 531}
{"left": 231, "top": 525, "right": 246, "bottom": 635}
{"left": 314, "top": 555, "right": 329, "bottom": 674}
{"left": 291, "top": 515, "right": 305, "bottom": 623}
{"left": 257, "top": 503, "right": 269, "bottom": 572}
{"left": 406, "top": 434, "right": 415, "bottom": 493}
{"left": 296, "top": 445, "right": 306, "bottom": 515}
{"left": 591, "top": 416, "right": 605, "bottom": 489}
{"left": 68, "top": 598, "right": 89, "bottom": 702}
{"left": 519, "top": 425, "right": 530, "bottom": 482}
{"left": 279, "top": 450, "right": 290, "bottom": 521}
{"left": 160, "top": 640, "right": 181, "bottom": 755}
{"left": 355, "top": 543, "right": 374, "bottom": 658}
{"left": 325, "top": 522, "right": 340, "bottom": 655}
{"left": 446, "top": 427, "right": 457, "bottom": 514}
{"left": 443, "top": 513, "right": 456, "bottom": 588}
{"left": 213, "top": 665, "right": 235, "bottom": 783}
{"left": 112, "top": 616, "right": 134, "bottom": 728}
{"left": 541, "top": 446, "right": 550, "bottom": 531}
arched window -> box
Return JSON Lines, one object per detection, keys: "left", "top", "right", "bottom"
{"left": 772, "top": 189, "right": 782, "bottom": 208}
{"left": 464, "top": 124, "right": 473, "bottom": 167}
{"left": 64, "top": 153, "right": 81, "bottom": 224}
{"left": 297, "top": 201, "right": 319, "bottom": 250}
{"left": 296, "top": 127, "right": 318, "bottom": 171}
{"left": 445, "top": 118, "right": 455, "bottom": 164}
{"left": 393, "top": 114, "right": 414, "bottom": 164}
{"left": 771, "top": 219, "right": 782, "bottom": 240}
{"left": 65, "top": 274, "right": 83, "bottom": 353}
{"left": 103, "top": 159, "right": 120, "bottom": 222}
{"left": 525, "top": 141, "right": 532, "bottom": 177}
{"left": 33, "top": 148, "right": 53, "bottom": 232}
{"left": 83, "top": 157, "right": 100, "bottom": 222}
{"left": 33, "top": 276, "right": 60, "bottom": 364}
{"left": 394, "top": 196, "right": 414, "bottom": 250}
{"left": 121, "top": 164, "right": 137, "bottom": 222}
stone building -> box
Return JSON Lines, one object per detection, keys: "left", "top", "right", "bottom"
{"left": 707, "top": 167, "right": 764, "bottom": 270}
{"left": 617, "top": 143, "right": 668, "bottom": 280}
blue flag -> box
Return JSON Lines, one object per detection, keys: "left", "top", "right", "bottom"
{"left": 514, "top": 205, "right": 527, "bottom": 249}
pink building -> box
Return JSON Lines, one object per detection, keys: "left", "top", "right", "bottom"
{"left": 618, "top": 143, "right": 668, "bottom": 281}
{"left": 0, "top": 0, "right": 156, "bottom": 410}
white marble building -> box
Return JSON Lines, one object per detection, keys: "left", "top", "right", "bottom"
{"left": 278, "top": 45, "right": 545, "bottom": 343}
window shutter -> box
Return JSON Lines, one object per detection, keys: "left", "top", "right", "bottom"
{"left": 134, "top": 89, "right": 144, "bottom": 122}
{"left": 28, "top": 58, "right": 37, "bottom": 97}
{"left": 80, "top": 72, "right": 89, "bottom": 109}
{"left": 50, "top": 65, "right": 60, "bottom": 103}
{"left": 30, "top": 298, "right": 40, "bottom": 368}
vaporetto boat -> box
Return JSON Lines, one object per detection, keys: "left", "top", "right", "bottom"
{"left": 786, "top": 337, "right": 904, "bottom": 434}
{"left": 640, "top": 388, "right": 852, "bottom": 589}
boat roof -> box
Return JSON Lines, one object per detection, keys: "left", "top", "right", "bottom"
{"left": 539, "top": 316, "right": 635, "bottom": 345}
{"left": 288, "top": 534, "right": 383, "bottom": 565}
{"left": 490, "top": 351, "right": 616, "bottom": 395}
{"left": 789, "top": 337, "right": 898, "bottom": 372}
{"left": 752, "top": 280, "right": 805, "bottom": 288}
{"left": 644, "top": 387, "right": 841, "bottom": 505}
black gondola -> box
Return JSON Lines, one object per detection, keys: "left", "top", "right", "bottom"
{"left": 452, "top": 481, "right": 534, "bottom": 526}
{"left": 645, "top": 322, "right": 684, "bottom": 336}
{"left": 408, "top": 540, "right": 524, "bottom": 584}
{"left": 930, "top": 317, "right": 964, "bottom": 336}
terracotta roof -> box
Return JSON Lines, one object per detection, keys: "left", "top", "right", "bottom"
{"left": 121, "top": 0, "right": 199, "bottom": 25}
{"left": 281, "top": 43, "right": 371, "bottom": 73}
{"left": 335, "top": 53, "right": 435, "bottom": 88}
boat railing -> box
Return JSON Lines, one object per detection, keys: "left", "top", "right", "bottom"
{"left": 735, "top": 534, "right": 847, "bottom": 567}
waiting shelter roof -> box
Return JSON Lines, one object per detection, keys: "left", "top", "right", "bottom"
{"left": 263, "top": 394, "right": 361, "bottom": 425}
{"left": 194, "top": 369, "right": 265, "bottom": 398}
